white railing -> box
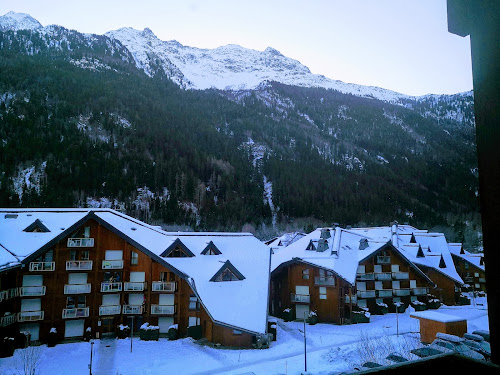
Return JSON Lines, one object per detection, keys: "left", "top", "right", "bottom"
{"left": 124, "top": 282, "right": 146, "bottom": 291}
{"left": 20, "top": 286, "right": 46, "bottom": 296}
{"left": 392, "top": 272, "right": 409, "bottom": 280}
{"left": 356, "top": 273, "right": 375, "bottom": 281}
{"left": 62, "top": 307, "right": 89, "bottom": 319}
{"left": 375, "top": 273, "right": 392, "bottom": 281}
{"left": 67, "top": 238, "right": 94, "bottom": 247}
{"left": 376, "top": 256, "right": 391, "bottom": 264}
{"left": 18, "top": 310, "right": 44, "bottom": 322}
{"left": 99, "top": 305, "right": 121, "bottom": 316}
{"left": 66, "top": 260, "right": 93, "bottom": 271}
{"left": 357, "top": 290, "right": 376, "bottom": 298}
{"left": 377, "top": 289, "right": 393, "bottom": 298}
{"left": 290, "top": 293, "right": 310, "bottom": 303}
{"left": 64, "top": 284, "right": 91, "bottom": 294}
{"left": 29, "top": 262, "right": 55, "bottom": 271}
{"left": 122, "top": 305, "right": 143, "bottom": 314}
{"left": 314, "top": 276, "right": 336, "bottom": 286}
{"left": 101, "top": 282, "right": 122, "bottom": 292}
{"left": 393, "top": 289, "right": 411, "bottom": 296}
{"left": 0, "top": 314, "right": 17, "bottom": 327}
{"left": 0, "top": 287, "right": 19, "bottom": 302}
{"left": 151, "top": 305, "right": 175, "bottom": 315}
{"left": 152, "top": 281, "right": 176, "bottom": 292}
{"left": 412, "top": 287, "right": 429, "bottom": 296}
{"left": 102, "top": 260, "right": 124, "bottom": 269}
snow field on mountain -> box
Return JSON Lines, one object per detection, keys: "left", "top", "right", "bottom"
{"left": 0, "top": 301, "right": 488, "bottom": 375}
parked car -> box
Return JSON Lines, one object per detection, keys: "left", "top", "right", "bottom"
{"left": 463, "top": 333, "right": 491, "bottom": 360}
{"left": 472, "top": 330, "right": 490, "bottom": 343}
{"left": 428, "top": 333, "right": 485, "bottom": 361}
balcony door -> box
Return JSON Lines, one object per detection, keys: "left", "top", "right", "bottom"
{"left": 295, "top": 304, "right": 310, "bottom": 320}
{"left": 68, "top": 273, "right": 87, "bottom": 284}
{"left": 65, "top": 319, "right": 85, "bottom": 338}
{"left": 22, "top": 275, "right": 42, "bottom": 286}
{"left": 158, "top": 317, "right": 174, "bottom": 333}
{"left": 130, "top": 271, "right": 145, "bottom": 282}
{"left": 105, "top": 250, "right": 123, "bottom": 260}
{"left": 20, "top": 323, "right": 40, "bottom": 341}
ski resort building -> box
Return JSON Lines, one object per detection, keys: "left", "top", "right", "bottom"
{"left": 270, "top": 223, "right": 464, "bottom": 323}
{"left": 0, "top": 209, "right": 271, "bottom": 348}
{"left": 448, "top": 243, "right": 486, "bottom": 293}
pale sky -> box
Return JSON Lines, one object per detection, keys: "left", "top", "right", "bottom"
{"left": 1, "top": 0, "right": 473, "bottom": 96}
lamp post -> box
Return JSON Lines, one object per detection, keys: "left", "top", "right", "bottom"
{"left": 303, "top": 311, "right": 307, "bottom": 373}
{"left": 88, "top": 339, "right": 94, "bottom": 375}
{"left": 129, "top": 316, "right": 134, "bottom": 353}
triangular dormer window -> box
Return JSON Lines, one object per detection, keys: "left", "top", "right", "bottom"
{"left": 23, "top": 219, "right": 50, "bottom": 233}
{"left": 410, "top": 234, "right": 416, "bottom": 243}
{"left": 201, "top": 241, "right": 222, "bottom": 255}
{"left": 210, "top": 260, "right": 245, "bottom": 282}
{"left": 460, "top": 247, "right": 465, "bottom": 255}
{"left": 416, "top": 245, "right": 425, "bottom": 258}
{"left": 439, "top": 255, "right": 446, "bottom": 268}
{"left": 278, "top": 240, "right": 283, "bottom": 246}
{"left": 161, "top": 239, "right": 195, "bottom": 258}
{"left": 306, "top": 240, "right": 316, "bottom": 251}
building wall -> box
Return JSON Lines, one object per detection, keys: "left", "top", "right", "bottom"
{"left": 451, "top": 254, "right": 487, "bottom": 293}
{"left": 424, "top": 269, "right": 457, "bottom": 306}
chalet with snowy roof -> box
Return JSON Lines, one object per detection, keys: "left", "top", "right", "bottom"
{"left": 448, "top": 243, "right": 486, "bottom": 293}
{"left": 265, "top": 231, "right": 306, "bottom": 248}
{"left": 270, "top": 223, "right": 464, "bottom": 323}
{"left": 0, "top": 209, "right": 270, "bottom": 347}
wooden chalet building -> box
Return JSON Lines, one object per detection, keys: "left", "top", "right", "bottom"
{"left": 270, "top": 223, "right": 464, "bottom": 323}
{"left": 448, "top": 243, "right": 486, "bottom": 293}
{"left": 0, "top": 209, "right": 270, "bottom": 348}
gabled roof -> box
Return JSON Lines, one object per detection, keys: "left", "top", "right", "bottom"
{"left": 448, "top": 243, "right": 485, "bottom": 272}
{"left": 201, "top": 241, "right": 222, "bottom": 255}
{"left": 23, "top": 218, "right": 50, "bottom": 233}
{"left": 0, "top": 208, "right": 270, "bottom": 335}
{"left": 267, "top": 231, "right": 306, "bottom": 248}
{"left": 161, "top": 238, "right": 195, "bottom": 257}
{"left": 209, "top": 260, "right": 245, "bottom": 281}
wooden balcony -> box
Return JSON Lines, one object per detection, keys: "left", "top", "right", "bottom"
{"left": 0, "top": 287, "right": 19, "bottom": 302}
{"left": 20, "top": 286, "right": 46, "bottom": 297}
{"left": 393, "top": 288, "right": 411, "bottom": 296}
{"left": 152, "top": 281, "right": 176, "bottom": 292}
{"left": 99, "top": 305, "right": 121, "bottom": 316}
{"left": 64, "top": 284, "right": 91, "bottom": 294}
{"left": 356, "top": 273, "right": 375, "bottom": 281}
{"left": 29, "top": 261, "right": 55, "bottom": 271}
{"left": 101, "top": 282, "right": 122, "bottom": 292}
{"left": 376, "top": 256, "right": 391, "bottom": 264}
{"left": 18, "top": 310, "right": 44, "bottom": 322}
{"left": 314, "top": 276, "right": 336, "bottom": 286}
{"left": 66, "top": 260, "right": 93, "bottom": 271}
{"left": 0, "top": 313, "right": 17, "bottom": 327}
{"left": 122, "top": 305, "right": 143, "bottom": 314}
{"left": 377, "top": 289, "right": 393, "bottom": 298}
{"left": 290, "top": 293, "right": 310, "bottom": 303}
{"left": 124, "top": 282, "right": 146, "bottom": 292}
{"left": 62, "top": 307, "right": 89, "bottom": 319}
{"left": 392, "top": 272, "right": 409, "bottom": 280}
{"left": 151, "top": 305, "right": 176, "bottom": 315}
{"left": 374, "top": 272, "right": 392, "bottom": 281}
{"left": 357, "top": 290, "right": 376, "bottom": 298}
{"left": 412, "top": 287, "right": 429, "bottom": 296}
{"left": 67, "top": 238, "right": 94, "bottom": 247}
{"left": 102, "top": 260, "right": 123, "bottom": 270}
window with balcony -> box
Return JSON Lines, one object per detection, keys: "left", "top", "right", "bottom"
{"left": 67, "top": 296, "right": 86, "bottom": 309}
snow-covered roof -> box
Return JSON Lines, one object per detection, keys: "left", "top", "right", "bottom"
{"left": 411, "top": 311, "right": 466, "bottom": 323}
{"left": 448, "top": 243, "right": 485, "bottom": 272}
{"left": 267, "top": 231, "right": 306, "bottom": 248}
{"left": 0, "top": 208, "right": 270, "bottom": 335}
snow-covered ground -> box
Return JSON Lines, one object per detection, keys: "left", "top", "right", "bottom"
{"left": 0, "top": 300, "right": 488, "bottom": 375}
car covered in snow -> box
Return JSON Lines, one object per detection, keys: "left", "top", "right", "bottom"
{"left": 428, "top": 333, "right": 485, "bottom": 361}
{"left": 463, "top": 333, "right": 491, "bottom": 360}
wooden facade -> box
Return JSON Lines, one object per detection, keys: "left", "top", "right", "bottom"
{"left": 451, "top": 254, "right": 487, "bottom": 293}
{"left": 0, "top": 218, "right": 256, "bottom": 347}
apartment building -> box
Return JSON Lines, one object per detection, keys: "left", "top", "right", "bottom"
{"left": 0, "top": 209, "right": 270, "bottom": 348}
{"left": 448, "top": 243, "right": 486, "bottom": 293}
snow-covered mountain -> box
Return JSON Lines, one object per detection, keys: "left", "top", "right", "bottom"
{"left": 0, "top": 11, "right": 41, "bottom": 31}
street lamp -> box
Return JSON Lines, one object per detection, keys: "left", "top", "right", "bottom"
{"left": 129, "top": 316, "right": 135, "bottom": 353}
{"left": 88, "top": 339, "right": 94, "bottom": 375}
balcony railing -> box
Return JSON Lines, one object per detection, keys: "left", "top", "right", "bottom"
{"left": 314, "top": 276, "right": 336, "bottom": 286}
{"left": 0, "top": 314, "right": 17, "bottom": 327}
{"left": 152, "top": 281, "right": 176, "bottom": 292}
{"left": 377, "top": 289, "right": 393, "bottom": 298}
{"left": 102, "top": 260, "right": 123, "bottom": 270}
{"left": 20, "top": 286, "right": 46, "bottom": 297}
{"left": 345, "top": 295, "right": 357, "bottom": 303}
{"left": 375, "top": 273, "right": 392, "bottom": 281}
{"left": 392, "top": 272, "right": 409, "bottom": 280}
{"left": 62, "top": 307, "right": 89, "bottom": 319}
{"left": 101, "top": 282, "right": 122, "bottom": 292}
{"left": 64, "top": 284, "right": 91, "bottom": 294}
{"left": 290, "top": 293, "right": 310, "bottom": 303}
{"left": 67, "top": 238, "right": 94, "bottom": 247}
{"left": 376, "top": 256, "right": 391, "bottom": 264}
{"left": 99, "top": 305, "right": 122, "bottom": 316}
{"left": 0, "top": 287, "right": 19, "bottom": 302}
{"left": 412, "top": 287, "right": 429, "bottom": 296}
{"left": 122, "top": 305, "right": 143, "bottom": 314}
{"left": 29, "top": 262, "right": 55, "bottom": 271}
{"left": 124, "top": 282, "right": 146, "bottom": 292}
{"left": 393, "top": 289, "right": 411, "bottom": 296}
{"left": 357, "top": 290, "right": 376, "bottom": 298}
{"left": 18, "top": 310, "right": 44, "bottom": 322}
{"left": 66, "top": 260, "right": 93, "bottom": 271}
{"left": 356, "top": 273, "right": 375, "bottom": 281}
{"left": 151, "top": 304, "right": 176, "bottom": 315}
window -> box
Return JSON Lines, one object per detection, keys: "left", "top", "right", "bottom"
{"left": 375, "top": 281, "right": 383, "bottom": 290}
{"left": 167, "top": 247, "right": 188, "bottom": 258}
{"left": 216, "top": 268, "right": 239, "bottom": 282}
{"left": 233, "top": 329, "right": 242, "bottom": 335}
{"left": 131, "top": 251, "right": 139, "bottom": 265}
{"left": 374, "top": 265, "right": 382, "bottom": 273}
{"left": 474, "top": 272, "right": 480, "bottom": 277}
{"left": 357, "top": 265, "right": 366, "bottom": 274}
{"left": 84, "top": 227, "right": 91, "bottom": 238}
{"left": 188, "top": 317, "right": 200, "bottom": 327}
{"left": 391, "top": 264, "right": 400, "bottom": 272}
{"left": 70, "top": 250, "right": 77, "bottom": 261}
{"left": 81, "top": 250, "right": 90, "bottom": 261}
{"left": 189, "top": 295, "right": 200, "bottom": 311}
{"left": 464, "top": 262, "right": 469, "bottom": 270}
{"left": 319, "top": 287, "right": 327, "bottom": 300}
{"left": 410, "top": 280, "right": 417, "bottom": 288}
{"left": 67, "top": 296, "right": 86, "bottom": 308}
{"left": 302, "top": 269, "right": 309, "bottom": 280}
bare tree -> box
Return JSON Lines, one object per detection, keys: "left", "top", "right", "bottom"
{"left": 15, "top": 346, "right": 43, "bottom": 375}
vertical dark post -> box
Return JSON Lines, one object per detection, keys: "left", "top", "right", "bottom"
{"left": 447, "top": 0, "right": 500, "bottom": 364}
{"left": 89, "top": 340, "right": 94, "bottom": 375}
{"left": 303, "top": 311, "right": 307, "bottom": 372}
{"left": 130, "top": 316, "right": 134, "bottom": 353}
